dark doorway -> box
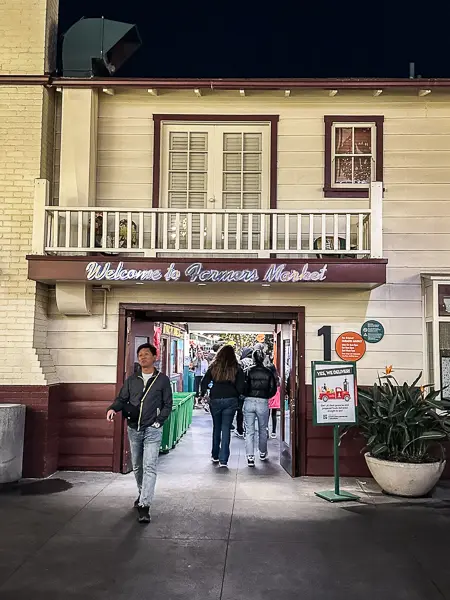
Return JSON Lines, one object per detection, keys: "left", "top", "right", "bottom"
{"left": 114, "top": 304, "right": 305, "bottom": 478}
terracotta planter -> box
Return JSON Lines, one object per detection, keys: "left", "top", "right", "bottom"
{"left": 365, "top": 453, "right": 446, "bottom": 498}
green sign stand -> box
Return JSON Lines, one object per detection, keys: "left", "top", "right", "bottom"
{"left": 314, "top": 425, "right": 360, "bottom": 503}
{"left": 312, "top": 360, "right": 360, "bottom": 503}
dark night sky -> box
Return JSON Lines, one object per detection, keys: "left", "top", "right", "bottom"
{"left": 58, "top": 0, "right": 450, "bottom": 78}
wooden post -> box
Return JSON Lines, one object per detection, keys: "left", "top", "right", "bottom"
{"left": 31, "top": 178, "right": 49, "bottom": 254}
{"left": 370, "top": 181, "right": 383, "bottom": 258}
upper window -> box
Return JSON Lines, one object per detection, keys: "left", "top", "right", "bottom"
{"left": 324, "top": 116, "right": 384, "bottom": 198}
{"left": 160, "top": 123, "right": 270, "bottom": 212}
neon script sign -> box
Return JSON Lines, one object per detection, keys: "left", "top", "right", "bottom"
{"left": 85, "top": 261, "right": 328, "bottom": 283}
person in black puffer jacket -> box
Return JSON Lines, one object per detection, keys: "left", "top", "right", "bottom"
{"left": 243, "top": 349, "right": 277, "bottom": 467}
{"left": 233, "top": 346, "right": 254, "bottom": 438}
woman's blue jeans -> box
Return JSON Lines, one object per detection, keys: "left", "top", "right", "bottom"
{"left": 210, "top": 397, "right": 238, "bottom": 465}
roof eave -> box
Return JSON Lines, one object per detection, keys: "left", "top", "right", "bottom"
{"left": 2, "top": 75, "right": 450, "bottom": 90}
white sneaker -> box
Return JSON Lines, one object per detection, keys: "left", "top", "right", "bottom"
{"left": 260, "top": 452, "right": 268, "bottom": 461}
{"left": 270, "top": 432, "right": 277, "bottom": 439}
{"left": 247, "top": 456, "right": 255, "bottom": 467}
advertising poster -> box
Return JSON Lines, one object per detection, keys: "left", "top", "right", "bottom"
{"left": 312, "top": 361, "right": 357, "bottom": 426}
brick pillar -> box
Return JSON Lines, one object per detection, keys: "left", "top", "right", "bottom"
{"left": 0, "top": 386, "right": 59, "bottom": 477}
{"left": 0, "top": 0, "right": 60, "bottom": 477}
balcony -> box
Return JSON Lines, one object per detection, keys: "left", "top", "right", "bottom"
{"left": 32, "top": 182, "right": 383, "bottom": 260}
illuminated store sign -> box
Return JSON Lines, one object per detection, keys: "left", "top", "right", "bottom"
{"left": 85, "top": 261, "right": 328, "bottom": 283}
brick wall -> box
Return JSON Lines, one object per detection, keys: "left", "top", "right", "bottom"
{"left": 0, "top": 0, "right": 59, "bottom": 75}
{"left": 0, "top": 0, "right": 59, "bottom": 386}
{"left": 0, "top": 85, "right": 58, "bottom": 386}
{"left": 0, "top": 0, "right": 60, "bottom": 477}
{"left": 0, "top": 386, "right": 59, "bottom": 477}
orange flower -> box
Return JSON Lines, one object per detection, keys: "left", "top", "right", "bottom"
{"left": 420, "top": 385, "right": 425, "bottom": 394}
{"left": 385, "top": 365, "right": 393, "bottom": 375}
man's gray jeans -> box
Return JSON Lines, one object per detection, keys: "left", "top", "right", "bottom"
{"left": 128, "top": 425, "right": 162, "bottom": 508}
{"left": 243, "top": 397, "right": 270, "bottom": 457}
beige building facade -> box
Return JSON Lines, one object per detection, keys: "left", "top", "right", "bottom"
{"left": 2, "top": 0, "right": 450, "bottom": 477}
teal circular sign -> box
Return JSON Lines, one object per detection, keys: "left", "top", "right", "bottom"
{"left": 361, "top": 320, "right": 384, "bottom": 344}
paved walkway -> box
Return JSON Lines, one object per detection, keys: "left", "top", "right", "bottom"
{"left": 1, "top": 412, "right": 450, "bottom": 599}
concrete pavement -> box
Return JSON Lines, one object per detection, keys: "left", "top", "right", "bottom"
{"left": 1, "top": 412, "right": 450, "bottom": 599}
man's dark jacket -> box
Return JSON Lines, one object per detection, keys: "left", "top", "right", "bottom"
{"left": 108, "top": 370, "right": 173, "bottom": 430}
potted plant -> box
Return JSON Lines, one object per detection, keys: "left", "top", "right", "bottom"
{"left": 354, "top": 367, "right": 450, "bottom": 497}
{"left": 94, "top": 213, "right": 138, "bottom": 252}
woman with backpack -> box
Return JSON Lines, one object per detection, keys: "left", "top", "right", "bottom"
{"left": 201, "top": 345, "right": 246, "bottom": 468}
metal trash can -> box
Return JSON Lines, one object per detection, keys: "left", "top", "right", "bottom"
{"left": 0, "top": 404, "right": 26, "bottom": 484}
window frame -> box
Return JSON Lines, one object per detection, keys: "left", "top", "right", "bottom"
{"left": 153, "top": 114, "right": 279, "bottom": 209}
{"left": 324, "top": 115, "right": 384, "bottom": 199}
{"left": 423, "top": 277, "right": 450, "bottom": 396}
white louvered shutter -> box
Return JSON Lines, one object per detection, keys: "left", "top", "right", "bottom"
{"left": 167, "top": 131, "right": 209, "bottom": 248}
{"left": 168, "top": 131, "right": 208, "bottom": 210}
{"left": 222, "top": 131, "right": 263, "bottom": 249}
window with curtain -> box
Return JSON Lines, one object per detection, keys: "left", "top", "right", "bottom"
{"left": 333, "top": 124, "right": 374, "bottom": 186}
{"left": 323, "top": 116, "right": 384, "bottom": 198}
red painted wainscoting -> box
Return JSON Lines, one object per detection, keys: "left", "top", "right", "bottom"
{"left": 57, "top": 383, "right": 116, "bottom": 471}
{"left": 305, "top": 386, "right": 450, "bottom": 479}
{"left": 305, "top": 385, "right": 371, "bottom": 477}
{"left": 0, "top": 386, "right": 59, "bottom": 478}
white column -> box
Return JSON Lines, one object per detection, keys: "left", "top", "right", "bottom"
{"left": 31, "top": 178, "right": 49, "bottom": 254}
{"left": 59, "top": 89, "right": 99, "bottom": 207}
{"left": 370, "top": 181, "right": 383, "bottom": 258}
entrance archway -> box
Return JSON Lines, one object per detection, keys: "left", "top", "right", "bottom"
{"left": 113, "top": 304, "right": 306, "bottom": 477}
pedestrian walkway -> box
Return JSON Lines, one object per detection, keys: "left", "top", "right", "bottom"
{"left": 1, "top": 412, "right": 450, "bottom": 599}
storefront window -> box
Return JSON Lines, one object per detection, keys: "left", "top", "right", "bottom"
{"left": 134, "top": 336, "right": 149, "bottom": 373}
{"left": 439, "top": 323, "right": 450, "bottom": 399}
{"left": 171, "top": 340, "right": 178, "bottom": 374}
{"left": 438, "top": 285, "right": 450, "bottom": 317}
{"left": 283, "top": 339, "right": 291, "bottom": 444}
{"left": 424, "top": 280, "right": 450, "bottom": 395}
{"left": 426, "top": 322, "right": 434, "bottom": 386}
{"left": 177, "top": 340, "right": 184, "bottom": 373}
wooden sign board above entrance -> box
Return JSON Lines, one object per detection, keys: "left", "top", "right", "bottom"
{"left": 335, "top": 332, "right": 366, "bottom": 362}
{"left": 27, "top": 256, "right": 387, "bottom": 288}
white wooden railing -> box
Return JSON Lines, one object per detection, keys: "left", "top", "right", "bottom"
{"left": 33, "top": 182, "right": 383, "bottom": 259}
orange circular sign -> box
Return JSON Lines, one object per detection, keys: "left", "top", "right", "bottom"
{"left": 335, "top": 331, "right": 366, "bottom": 362}
{"left": 256, "top": 334, "right": 265, "bottom": 343}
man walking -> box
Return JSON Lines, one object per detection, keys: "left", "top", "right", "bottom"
{"left": 106, "top": 343, "right": 172, "bottom": 523}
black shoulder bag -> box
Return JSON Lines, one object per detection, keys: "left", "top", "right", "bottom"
{"left": 123, "top": 373, "right": 160, "bottom": 427}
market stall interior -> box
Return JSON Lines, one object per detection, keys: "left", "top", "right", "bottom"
{"left": 115, "top": 305, "right": 303, "bottom": 478}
